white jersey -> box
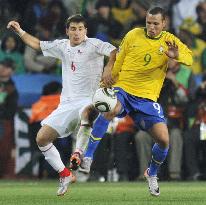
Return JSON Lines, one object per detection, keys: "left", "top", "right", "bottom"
{"left": 40, "top": 38, "right": 116, "bottom": 103}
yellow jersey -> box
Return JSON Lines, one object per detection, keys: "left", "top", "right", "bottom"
{"left": 112, "top": 28, "right": 193, "bottom": 102}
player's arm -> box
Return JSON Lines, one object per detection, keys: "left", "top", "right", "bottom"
{"left": 112, "top": 36, "right": 128, "bottom": 80}
{"left": 165, "top": 35, "right": 193, "bottom": 66}
{"left": 102, "top": 49, "right": 117, "bottom": 87}
{"left": 7, "top": 21, "right": 41, "bottom": 51}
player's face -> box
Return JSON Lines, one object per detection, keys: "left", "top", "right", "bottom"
{"left": 0, "top": 65, "right": 13, "bottom": 81}
{"left": 146, "top": 13, "right": 166, "bottom": 38}
{"left": 66, "top": 22, "right": 87, "bottom": 46}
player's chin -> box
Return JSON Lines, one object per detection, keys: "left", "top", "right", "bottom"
{"left": 148, "top": 32, "right": 155, "bottom": 38}
{"left": 74, "top": 39, "right": 83, "bottom": 44}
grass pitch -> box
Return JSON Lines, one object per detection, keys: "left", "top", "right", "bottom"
{"left": 0, "top": 180, "right": 206, "bottom": 205}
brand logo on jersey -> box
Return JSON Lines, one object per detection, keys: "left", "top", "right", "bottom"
{"left": 158, "top": 45, "right": 164, "bottom": 55}
{"left": 78, "top": 50, "right": 82, "bottom": 54}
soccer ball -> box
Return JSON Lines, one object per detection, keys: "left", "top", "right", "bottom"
{"left": 93, "top": 88, "right": 117, "bottom": 112}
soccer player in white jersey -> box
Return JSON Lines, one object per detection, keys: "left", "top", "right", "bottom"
{"left": 7, "top": 14, "right": 116, "bottom": 196}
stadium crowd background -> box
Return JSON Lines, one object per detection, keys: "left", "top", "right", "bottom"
{"left": 1, "top": 0, "right": 206, "bottom": 182}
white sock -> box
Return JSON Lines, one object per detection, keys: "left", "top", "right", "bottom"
{"left": 38, "top": 143, "right": 65, "bottom": 173}
{"left": 75, "top": 120, "right": 92, "bottom": 155}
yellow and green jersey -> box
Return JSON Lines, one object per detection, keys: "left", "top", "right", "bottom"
{"left": 112, "top": 28, "right": 193, "bottom": 102}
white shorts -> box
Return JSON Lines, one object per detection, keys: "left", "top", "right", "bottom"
{"left": 41, "top": 97, "right": 92, "bottom": 138}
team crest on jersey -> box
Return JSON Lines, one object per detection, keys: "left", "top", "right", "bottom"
{"left": 158, "top": 45, "right": 164, "bottom": 55}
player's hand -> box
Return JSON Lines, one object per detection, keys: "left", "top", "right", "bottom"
{"left": 7, "top": 21, "right": 25, "bottom": 36}
{"left": 165, "top": 41, "right": 179, "bottom": 59}
{"left": 102, "top": 65, "right": 115, "bottom": 88}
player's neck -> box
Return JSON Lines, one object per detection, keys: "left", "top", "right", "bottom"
{"left": 69, "top": 36, "right": 87, "bottom": 47}
{"left": 144, "top": 28, "right": 163, "bottom": 40}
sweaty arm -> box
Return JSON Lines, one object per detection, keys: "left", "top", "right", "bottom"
{"left": 7, "top": 21, "right": 41, "bottom": 51}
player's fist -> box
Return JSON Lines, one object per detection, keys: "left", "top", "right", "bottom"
{"left": 7, "top": 21, "right": 20, "bottom": 32}
{"left": 7, "top": 21, "right": 25, "bottom": 37}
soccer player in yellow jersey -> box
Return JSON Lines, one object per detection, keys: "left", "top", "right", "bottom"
{"left": 73, "top": 7, "right": 193, "bottom": 196}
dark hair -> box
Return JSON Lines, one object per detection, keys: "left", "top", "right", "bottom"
{"left": 95, "top": 0, "right": 111, "bottom": 9}
{"left": 196, "top": 2, "right": 205, "bottom": 14}
{"left": 1, "top": 33, "right": 19, "bottom": 52}
{"left": 147, "top": 7, "right": 166, "bottom": 20}
{"left": 0, "top": 58, "right": 15, "bottom": 70}
{"left": 65, "top": 14, "right": 87, "bottom": 29}
{"left": 42, "top": 81, "right": 62, "bottom": 95}
{"left": 196, "top": 2, "right": 206, "bottom": 24}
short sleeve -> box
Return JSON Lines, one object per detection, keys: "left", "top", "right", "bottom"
{"left": 95, "top": 40, "right": 116, "bottom": 56}
{"left": 40, "top": 39, "right": 65, "bottom": 59}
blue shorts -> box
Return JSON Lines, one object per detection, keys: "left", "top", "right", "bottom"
{"left": 114, "top": 87, "right": 166, "bottom": 131}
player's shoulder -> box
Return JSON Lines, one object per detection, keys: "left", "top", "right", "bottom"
{"left": 131, "top": 27, "right": 145, "bottom": 33}
{"left": 52, "top": 39, "right": 68, "bottom": 46}
{"left": 162, "top": 31, "right": 179, "bottom": 41}
{"left": 125, "top": 27, "right": 145, "bottom": 38}
{"left": 41, "top": 39, "right": 68, "bottom": 47}
{"left": 86, "top": 38, "right": 105, "bottom": 46}
{"left": 85, "top": 38, "right": 114, "bottom": 50}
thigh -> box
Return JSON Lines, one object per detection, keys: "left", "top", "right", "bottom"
{"left": 130, "top": 111, "right": 166, "bottom": 131}
{"left": 41, "top": 99, "right": 91, "bottom": 138}
{"left": 130, "top": 111, "right": 168, "bottom": 147}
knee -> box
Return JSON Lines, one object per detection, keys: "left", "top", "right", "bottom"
{"left": 155, "top": 130, "right": 170, "bottom": 148}
{"left": 36, "top": 129, "right": 49, "bottom": 147}
{"left": 159, "top": 135, "right": 170, "bottom": 149}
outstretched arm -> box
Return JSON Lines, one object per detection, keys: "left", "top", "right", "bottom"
{"left": 7, "top": 21, "right": 41, "bottom": 51}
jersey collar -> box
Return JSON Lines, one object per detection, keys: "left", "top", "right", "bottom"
{"left": 144, "top": 28, "right": 164, "bottom": 40}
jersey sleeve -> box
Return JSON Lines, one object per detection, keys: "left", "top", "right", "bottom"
{"left": 40, "top": 39, "right": 63, "bottom": 59}
{"left": 112, "top": 33, "right": 130, "bottom": 78}
{"left": 169, "top": 34, "right": 193, "bottom": 66}
{"left": 95, "top": 40, "right": 116, "bottom": 56}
